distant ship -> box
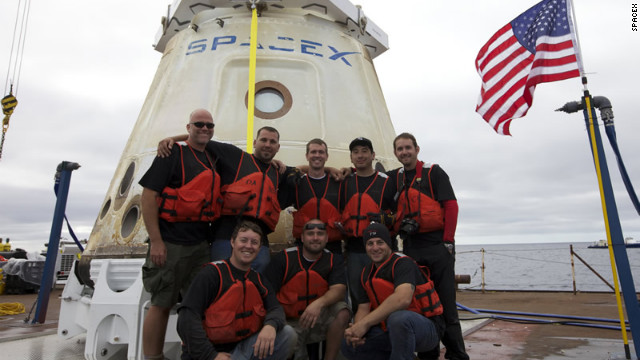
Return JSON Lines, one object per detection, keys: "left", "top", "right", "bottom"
{"left": 588, "top": 237, "right": 640, "bottom": 248}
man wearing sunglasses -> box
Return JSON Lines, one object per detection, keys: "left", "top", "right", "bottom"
{"left": 139, "top": 108, "right": 220, "bottom": 360}
{"left": 264, "top": 219, "right": 350, "bottom": 360}
{"left": 158, "top": 122, "right": 297, "bottom": 273}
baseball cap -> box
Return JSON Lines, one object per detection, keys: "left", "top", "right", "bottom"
{"left": 362, "top": 222, "right": 392, "bottom": 248}
{"left": 349, "top": 137, "right": 374, "bottom": 152}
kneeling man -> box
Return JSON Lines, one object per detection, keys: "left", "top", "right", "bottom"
{"left": 342, "top": 223, "right": 445, "bottom": 360}
{"left": 265, "top": 219, "right": 350, "bottom": 360}
{"left": 177, "top": 221, "right": 296, "bottom": 360}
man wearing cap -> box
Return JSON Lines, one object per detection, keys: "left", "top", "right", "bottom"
{"left": 387, "top": 132, "right": 468, "bottom": 360}
{"left": 340, "top": 137, "right": 395, "bottom": 304}
{"left": 264, "top": 218, "right": 350, "bottom": 360}
{"left": 341, "top": 223, "right": 444, "bottom": 360}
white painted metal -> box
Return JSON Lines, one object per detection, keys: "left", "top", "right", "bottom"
{"left": 153, "top": 0, "right": 389, "bottom": 58}
{"left": 59, "top": 259, "right": 180, "bottom": 360}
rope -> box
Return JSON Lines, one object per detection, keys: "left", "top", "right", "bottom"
{"left": 0, "top": 302, "right": 26, "bottom": 316}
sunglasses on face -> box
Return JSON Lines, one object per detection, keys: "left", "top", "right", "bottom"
{"left": 191, "top": 122, "right": 215, "bottom": 129}
{"left": 303, "top": 223, "right": 326, "bottom": 231}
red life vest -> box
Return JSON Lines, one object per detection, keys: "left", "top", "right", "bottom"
{"left": 203, "top": 260, "right": 267, "bottom": 344}
{"left": 361, "top": 253, "right": 442, "bottom": 331}
{"left": 393, "top": 162, "right": 444, "bottom": 234}
{"left": 341, "top": 172, "right": 389, "bottom": 238}
{"left": 276, "top": 247, "right": 333, "bottom": 318}
{"left": 292, "top": 175, "right": 342, "bottom": 242}
{"left": 157, "top": 144, "right": 222, "bottom": 222}
{"left": 220, "top": 152, "right": 281, "bottom": 231}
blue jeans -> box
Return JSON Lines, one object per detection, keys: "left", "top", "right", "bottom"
{"left": 210, "top": 239, "right": 271, "bottom": 273}
{"left": 230, "top": 324, "right": 297, "bottom": 359}
{"left": 341, "top": 310, "right": 440, "bottom": 360}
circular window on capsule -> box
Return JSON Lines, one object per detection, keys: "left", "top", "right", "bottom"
{"left": 245, "top": 80, "right": 292, "bottom": 119}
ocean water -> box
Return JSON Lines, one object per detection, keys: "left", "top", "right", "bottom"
{"left": 454, "top": 242, "right": 640, "bottom": 292}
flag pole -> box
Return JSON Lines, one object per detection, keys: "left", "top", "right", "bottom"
{"left": 567, "top": 1, "right": 639, "bottom": 358}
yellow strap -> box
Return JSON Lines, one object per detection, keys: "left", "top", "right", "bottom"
{"left": 246, "top": 3, "right": 258, "bottom": 154}
{"left": 584, "top": 95, "right": 630, "bottom": 346}
{"left": 0, "top": 302, "right": 26, "bottom": 315}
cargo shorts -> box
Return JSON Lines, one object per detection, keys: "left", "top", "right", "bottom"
{"left": 142, "top": 240, "right": 210, "bottom": 308}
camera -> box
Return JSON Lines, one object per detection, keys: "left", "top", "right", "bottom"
{"left": 399, "top": 218, "right": 418, "bottom": 236}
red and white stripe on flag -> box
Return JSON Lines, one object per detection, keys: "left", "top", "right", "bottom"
{"left": 475, "top": 0, "right": 581, "bottom": 136}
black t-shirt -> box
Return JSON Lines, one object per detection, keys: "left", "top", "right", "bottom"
{"left": 387, "top": 164, "right": 456, "bottom": 244}
{"left": 177, "top": 260, "right": 285, "bottom": 359}
{"left": 138, "top": 144, "right": 214, "bottom": 244}
{"left": 351, "top": 254, "right": 418, "bottom": 306}
{"left": 205, "top": 140, "right": 296, "bottom": 242}
{"left": 264, "top": 247, "right": 346, "bottom": 293}
{"left": 340, "top": 172, "right": 396, "bottom": 252}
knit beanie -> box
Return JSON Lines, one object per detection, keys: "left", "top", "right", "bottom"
{"left": 362, "top": 222, "right": 392, "bottom": 248}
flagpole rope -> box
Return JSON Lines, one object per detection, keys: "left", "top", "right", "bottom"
{"left": 567, "top": 0, "right": 586, "bottom": 85}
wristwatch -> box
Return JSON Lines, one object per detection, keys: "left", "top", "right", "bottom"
{"left": 444, "top": 242, "right": 454, "bottom": 255}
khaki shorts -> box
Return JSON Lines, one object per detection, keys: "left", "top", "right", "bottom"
{"left": 142, "top": 240, "right": 210, "bottom": 308}
{"left": 288, "top": 300, "right": 351, "bottom": 359}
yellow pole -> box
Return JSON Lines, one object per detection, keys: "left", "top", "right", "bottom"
{"left": 584, "top": 95, "right": 630, "bottom": 349}
{"left": 246, "top": 2, "right": 258, "bottom": 154}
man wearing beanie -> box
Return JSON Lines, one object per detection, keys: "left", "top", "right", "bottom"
{"left": 341, "top": 223, "right": 444, "bottom": 360}
{"left": 387, "top": 132, "right": 468, "bottom": 360}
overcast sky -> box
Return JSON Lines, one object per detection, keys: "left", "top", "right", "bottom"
{"left": 0, "top": 0, "right": 638, "bottom": 252}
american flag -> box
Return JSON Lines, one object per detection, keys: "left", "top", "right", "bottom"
{"left": 475, "top": 0, "right": 581, "bottom": 136}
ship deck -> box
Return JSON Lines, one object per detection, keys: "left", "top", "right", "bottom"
{"left": 0, "top": 287, "right": 636, "bottom": 359}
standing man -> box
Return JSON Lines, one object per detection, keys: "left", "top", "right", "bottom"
{"left": 341, "top": 223, "right": 444, "bottom": 359}
{"left": 288, "top": 138, "right": 343, "bottom": 254}
{"left": 177, "top": 221, "right": 297, "bottom": 360}
{"left": 340, "top": 137, "right": 395, "bottom": 301}
{"left": 388, "top": 132, "right": 468, "bottom": 360}
{"left": 159, "top": 126, "right": 297, "bottom": 272}
{"left": 139, "top": 108, "right": 221, "bottom": 360}
{"left": 265, "top": 218, "right": 350, "bottom": 360}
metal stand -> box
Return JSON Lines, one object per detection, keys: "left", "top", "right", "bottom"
{"left": 32, "top": 161, "right": 80, "bottom": 324}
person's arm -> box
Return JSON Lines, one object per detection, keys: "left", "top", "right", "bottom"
{"left": 177, "top": 266, "right": 221, "bottom": 360}
{"left": 253, "top": 278, "right": 285, "bottom": 358}
{"left": 262, "top": 252, "right": 285, "bottom": 294}
{"left": 157, "top": 134, "right": 188, "bottom": 158}
{"left": 442, "top": 199, "right": 458, "bottom": 243}
{"left": 298, "top": 283, "right": 347, "bottom": 329}
{"left": 140, "top": 188, "right": 166, "bottom": 267}
{"left": 346, "top": 283, "right": 414, "bottom": 340}
{"left": 344, "top": 302, "right": 370, "bottom": 347}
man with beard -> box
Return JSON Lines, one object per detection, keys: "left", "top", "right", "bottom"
{"left": 159, "top": 126, "right": 296, "bottom": 272}
{"left": 387, "top": 132, "right": 468, "bottom": 360}
{"left": 340, "top": 137, "right": 395, "bottom": 304}
{"left": 264, "top": 219, "right": 350, "bottom": 360}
